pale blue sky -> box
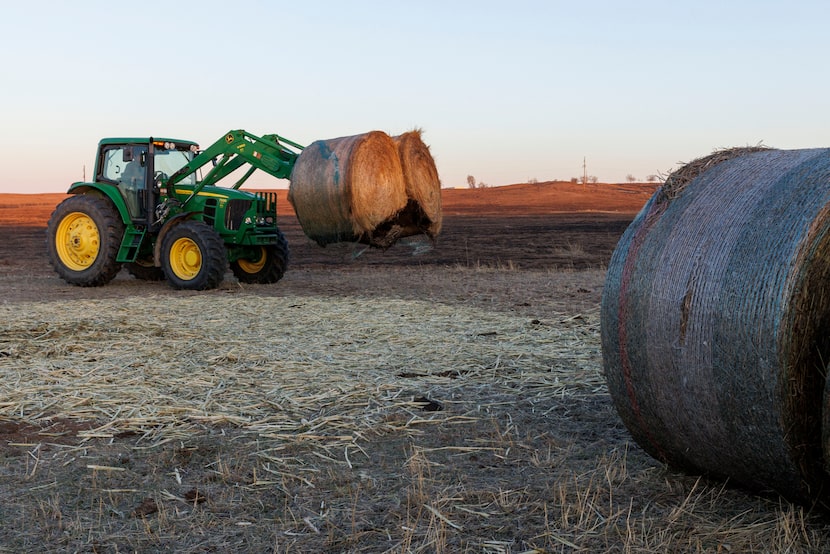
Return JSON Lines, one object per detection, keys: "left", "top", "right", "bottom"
{"left": 0, "top": 0, "right": 827, "bottom": 193}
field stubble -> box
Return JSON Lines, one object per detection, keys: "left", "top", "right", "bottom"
{"left": 0, "top": 212, "right": 828, "bottom": 552}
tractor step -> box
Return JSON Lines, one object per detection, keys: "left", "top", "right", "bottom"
{"left": 116, "top": 227, "right": 146, "bottom": 262}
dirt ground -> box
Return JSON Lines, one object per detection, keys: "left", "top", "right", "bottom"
{"left": 2, "top": 184, "right": 830, "bottom": 552}
{"left": 0, "top": 182, "right": 644, "bottom": 304}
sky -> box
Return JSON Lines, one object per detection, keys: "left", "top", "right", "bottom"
{"left": 1, "top": 0, "right": 829, "bottom": 193}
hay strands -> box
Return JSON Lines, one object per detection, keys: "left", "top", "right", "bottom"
{"left": 0, "top": 294, "right": 602, "bottom": 467}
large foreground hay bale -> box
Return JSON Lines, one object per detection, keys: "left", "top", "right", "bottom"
{"left": 393, "top": 130, "right": 443, "bottom": 238}
{"left": 601, "top": 147, "right": 830, "bottom": 503}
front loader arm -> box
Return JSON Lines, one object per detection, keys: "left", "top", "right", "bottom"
{"left": 166, "top": 129, "right": 303, "bottom": 206}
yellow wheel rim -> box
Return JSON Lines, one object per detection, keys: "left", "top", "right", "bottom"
{"left": 169, "top": 237, "right": 202, "bottom": 280}
{"left": 237, "top": 247, "right": 267, "bottom": 274}
{"left": 55, "top": 211, "right": 100, "bottom": 271}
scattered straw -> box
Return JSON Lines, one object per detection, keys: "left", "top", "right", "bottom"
{"left": 0, "top": 294, "right": 603, "bottom": 462}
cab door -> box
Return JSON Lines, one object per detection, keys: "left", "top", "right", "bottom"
{"left": 100, "top": 145, "right": 150, "bottom": 220}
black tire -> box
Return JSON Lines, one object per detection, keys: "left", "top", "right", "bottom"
{"left": 46, "top": 195, "right": 123, "bottom": 287}
{"left": 231, "top": 231, "right": 289, "bottom": 284}
{"left": 160, "top": 220, "right": 227, "bottom": 290}
{"left": 125, "top": 257, "right": 165, "bottom": 281}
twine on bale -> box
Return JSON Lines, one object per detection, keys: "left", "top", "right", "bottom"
{"left": 288, "top": 131, "right": 408, "bottom": 247}
{"left": 601, "top": 147, "right": 830, "bottom": 504}
{"left": 393, "top": 129, "right": 443, "bottom": 239}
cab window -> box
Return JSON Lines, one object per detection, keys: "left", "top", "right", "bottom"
{"left": 100, "top": 146, "right": 146, "bottom": 184}
{"left": 154, "top": 148, "right": 196, "bottom": 185}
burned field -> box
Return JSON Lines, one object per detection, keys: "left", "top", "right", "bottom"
{"left": 1, "top": 198, "right": 830, "bottom": 552}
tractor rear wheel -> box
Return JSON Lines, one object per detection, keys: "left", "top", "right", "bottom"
{"left": 231, "top": 230, "right": 289, "bottom": 284}
{"left": 161, "top": 220, "right": 227, "bottom": 290}
{"left": 46, "top": 194, "right": 123, "bottom": 287}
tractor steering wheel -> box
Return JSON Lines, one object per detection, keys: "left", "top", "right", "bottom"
{"left": 153, "top": 171, "right": 169, "bottom": 193}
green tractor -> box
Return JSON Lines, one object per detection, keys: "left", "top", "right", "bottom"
{"left": 47, "top": 130, "right": 302, "bottom": 290}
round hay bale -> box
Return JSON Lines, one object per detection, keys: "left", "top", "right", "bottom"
{"left": 393, "top": 129, "right": 443, "bottom": 238}
{"left": 601, "top": 147, "right": 830, "bottom": 503}
{"left": 288, "top": 131, "right": 408, "bottom": 246}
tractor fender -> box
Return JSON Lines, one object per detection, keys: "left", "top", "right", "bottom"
{"left": 67, "top": 182, "right": 132, "bottom": 224}
{"left": 153, "top": 212, "right": 199, "bottom": 266}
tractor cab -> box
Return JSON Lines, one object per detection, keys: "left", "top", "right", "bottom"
{"left": 95, "top": 138, "right": 198, "bottom": 224}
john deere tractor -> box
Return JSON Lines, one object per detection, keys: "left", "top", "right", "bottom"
{"left": 47, "top": 130, "right": 302, "bottom": 290}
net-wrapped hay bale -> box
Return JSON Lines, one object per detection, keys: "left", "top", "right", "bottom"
{"left": 601, "top": 147, "right": 830, "bottom": 504}
{"left": 393, "top": 129, "right": 443, "bottom": 238}
{"left": 288, "top": 131, "right": 408, "bottom": 246}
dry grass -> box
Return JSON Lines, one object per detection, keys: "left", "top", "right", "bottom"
{"left": 0, "top": 271, "right": 829, "bottom": 551}
{"left": 0, "top": 294, "right": 600, "bottom": 442}
{"left": 552, "top": 242, "right": 585, "bottom": 258}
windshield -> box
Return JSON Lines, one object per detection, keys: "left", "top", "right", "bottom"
{"left": 155, "top": 148, "right": 196, "bottom": 185}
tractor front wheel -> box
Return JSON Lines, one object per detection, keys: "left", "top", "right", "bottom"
{"left": 231, "top": 231, "right": 289, "bottom": 284}
{"left": 46, "top": 194, "right": 123, "bottom": 287}
{"left": 161, "top": 220, "right": 227, "bottom": 290}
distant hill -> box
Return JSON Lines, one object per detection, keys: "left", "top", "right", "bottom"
{"left": 0, "top": 181, "right": 659, "bottom": 226}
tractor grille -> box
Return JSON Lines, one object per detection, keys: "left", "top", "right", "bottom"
{"left": 203, "top": 198, "right": 218, "bottom": 226}
{"left": 255, "top": 192, "right": 278, "bottom": 225}
{"left": 225, "top": 199, "right": 252, "bottom": 230}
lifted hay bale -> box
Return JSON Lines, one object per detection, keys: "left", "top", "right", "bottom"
{"left": 601, "top": 147, "right": 830, "bottom": 504}
{"left": 393, "top": 129, "right": 443, "bottom": 239}
{"left": 288, "top": 131, "right": 408, "bottom": 247}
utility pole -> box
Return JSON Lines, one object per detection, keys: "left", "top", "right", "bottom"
{"left": 583, "top": 157, "right": 587, "bottom": 185}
